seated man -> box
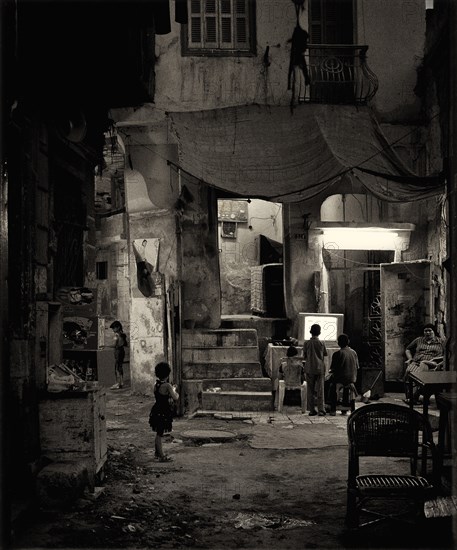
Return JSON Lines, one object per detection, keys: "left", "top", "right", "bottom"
{"left": 326, "top": 334, "right": 359, "bottom": 416}
{"left": 404, "top": 323, "right": 446, "bottom": 404}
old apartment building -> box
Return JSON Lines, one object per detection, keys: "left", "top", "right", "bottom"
{"left": 106, "top": 0, "right": 449, "bottom": 409}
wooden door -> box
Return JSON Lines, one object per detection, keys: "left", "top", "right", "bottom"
{"left": 381, "top": 261, "right": 433, "bottom": 381}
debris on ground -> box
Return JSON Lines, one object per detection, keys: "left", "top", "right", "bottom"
{"left": 233, "top": 512, "right": 316, "bottom": 530}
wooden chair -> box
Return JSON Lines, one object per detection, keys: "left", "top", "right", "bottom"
{"left": 346, "top": 403, "right": 437, "bottom": 528}
{"left": 277, "top": 357, "right": 307, "bottom": 413}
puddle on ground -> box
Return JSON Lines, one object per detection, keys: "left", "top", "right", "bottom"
{"left": 233, "top": 512, "right": 316, "bottom": 530}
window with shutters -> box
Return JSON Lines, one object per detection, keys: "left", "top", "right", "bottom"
{"left": 309, "top": 0, "right": 354, "bottom": 44}
{"left": 308, "top": 0, "right": 355, "bottom": 103}
{"left": 182, "top": 0, "right": 256, "bottom": 56}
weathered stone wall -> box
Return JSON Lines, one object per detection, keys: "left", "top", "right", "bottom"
{"left": 114, "top": 135, "right": 221, "bottom": 392}
{"left": 357, "top": 0, "right": 426, "bottom": 122}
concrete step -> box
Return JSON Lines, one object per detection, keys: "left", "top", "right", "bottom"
{"left": 182, "top": 346, "right": 259, "bottom": 364}
{"left": 182, "top": 328, "right": 258, "bottom": 348}
{"left": 202, "top": 390, "right": 272, "bottom": 412}
{"left": 182, "top": 362, "right": 263, "bottom": 379}
{"left": 202, "top": 378, "right": 272, "bottom": 392}
{"left": 220, "top": 316, "right": 289, "bottom": 340}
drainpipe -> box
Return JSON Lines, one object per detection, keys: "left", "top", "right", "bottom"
{"left": 342, "top": 194, "right": 348, "bottom": 282}
{"left": 175, "top": 169, "right": 183, "bottom": 415}
{"left": 448, "top": 0, "right": 457, "bottom": 525}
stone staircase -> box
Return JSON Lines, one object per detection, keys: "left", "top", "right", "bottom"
{"left": 181, "top": 328, "right": 272, "bottom": 414}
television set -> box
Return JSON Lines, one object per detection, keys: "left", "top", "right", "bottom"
{"left": 297, "top": 313, "right": 344, "bottom": 346}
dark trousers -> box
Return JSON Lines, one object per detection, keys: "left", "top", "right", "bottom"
{"left": 328, "top": 382, "right": 354, "bottom": 412}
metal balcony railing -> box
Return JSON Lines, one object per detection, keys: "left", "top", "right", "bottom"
{"left": 297, "top": 44, "right": 379, "bottom": 105}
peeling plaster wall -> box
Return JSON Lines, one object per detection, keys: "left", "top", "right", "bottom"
{"left": 122, "top": 155, "right": 221, "bottom": 393}
{"left": 357, "top": 0, "right": 426, "bottom": 122}
{"left": 154, "top": 2, "right": 300, "bottom": 110}
{"left": 130, "top": 296, "right": 166, "bottom": 395}
{"left": 181, "top": 181, "right": 221, "bottom": 329}
{"left": 283, "top": 198, "right": 323, "bottom": 335}
{"left": 127, "top": 210, "right": 177, "bottom": 394}
{"left": 150, "top": 1, "right": 426, "bottom": 116}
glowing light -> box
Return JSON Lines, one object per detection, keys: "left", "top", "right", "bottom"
{"left": 320, "top": 228, "right": 399, "bottom": 250}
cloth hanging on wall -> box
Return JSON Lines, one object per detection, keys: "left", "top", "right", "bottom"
{"left": 152, "top": 0, "right": 171, "bottom": 35}
{"left": 167, "top": 104, "right": 444, "bottom": 203}
{"left": 175, "top": 0, "right": 188, "bottom": 24}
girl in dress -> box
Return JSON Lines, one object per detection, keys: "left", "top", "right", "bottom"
{"left": 149, "top": 362, "right": 179, "bottom": 462}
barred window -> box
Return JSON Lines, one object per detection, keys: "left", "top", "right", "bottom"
{"left": 183, "top": 0, "right": 256, "bottom": 56}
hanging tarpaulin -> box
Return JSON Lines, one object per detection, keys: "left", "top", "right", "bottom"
{"left": 167, "top": 104, "right": 444, "bottom": 203}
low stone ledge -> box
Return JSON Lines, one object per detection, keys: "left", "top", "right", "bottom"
{"left": 36, "top": 460, "right": 89, "bottom": 507}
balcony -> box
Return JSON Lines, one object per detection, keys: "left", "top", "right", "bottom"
{"left": 296, "top": 44, "right": 379, "bottom": 105}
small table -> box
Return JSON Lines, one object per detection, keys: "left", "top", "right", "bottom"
{"left": 407, "top": 370, "right": 457, "bottom": 416}
{"left": 407, "top": 370, "right": 457, "bottom": 476}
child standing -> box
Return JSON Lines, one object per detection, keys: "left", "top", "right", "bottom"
{"left": 303, "top": 323, "right": 327, "bottom": 416}
{"left": 149, "top": 362, "right": 179, "bottom": 462}
{"left": 327, "top": 334, "right": 359, "bottom": 415}
{"left": 109, "top": 320, "right": 127, "bottom": 389}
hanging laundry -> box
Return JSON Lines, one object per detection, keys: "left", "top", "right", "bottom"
{"left": 288, "top": 24, "right": 310, "bottom": 104}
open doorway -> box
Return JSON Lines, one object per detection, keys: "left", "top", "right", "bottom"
{"left": 217, "top": 198, "right": 284, "bottom": 317}
{"left": 322, "top": 248, "right": 395, "bottom": 369}
{"left": 319, "top": 193, "right": 410, "bottom": 372}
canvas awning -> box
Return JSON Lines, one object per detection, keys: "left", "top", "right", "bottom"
{"left": 167, "top": 104, "right": 444, "bottom": 203}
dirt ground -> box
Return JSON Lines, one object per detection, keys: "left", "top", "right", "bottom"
{"left": 11, "top": 388, "right": 455, "bottom": 550}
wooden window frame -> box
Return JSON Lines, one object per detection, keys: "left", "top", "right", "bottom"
{"left": 182, "top": 0, "right": 256, "bottom": 57}
{"left": 309, "top": 0, "right": 355, "bottom": 45}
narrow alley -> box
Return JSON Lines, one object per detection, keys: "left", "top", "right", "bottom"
{"left": 12, "top": 386, "right": 453, "bottom": 550}
{"left": 2, "top": 1, "right": 457, "bottom": 549}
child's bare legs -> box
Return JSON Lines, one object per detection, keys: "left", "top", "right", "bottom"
{"left": 155, "top": 433, "right": 163, "bottom": 458}
{"left": 155, "top": 431, "right": 172, "bottom": 461}
{"left": 116, "top": 363, "right": 124, "bottom": 389}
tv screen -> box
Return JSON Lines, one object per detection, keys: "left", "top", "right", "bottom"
{"left": 298, "top": 313, "right": 344, "bottom": 345}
